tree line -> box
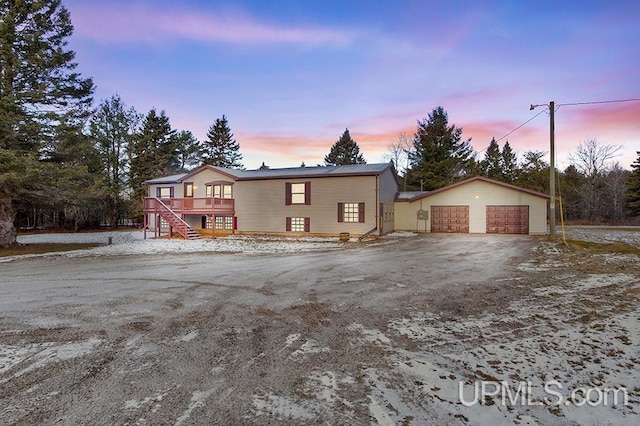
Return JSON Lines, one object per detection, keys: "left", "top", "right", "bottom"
{"left": 387, "top": 106, "right": 640, "bottom": 224}
{"left": 1, "top": 1, "right": 638, "bottom": 247}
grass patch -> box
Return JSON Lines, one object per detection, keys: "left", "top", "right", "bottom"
{"left": 566, "top": 239, "right": 640, "bottom": 255}
{"left": 0, "top": 243, "right": 102, "bottom": 257}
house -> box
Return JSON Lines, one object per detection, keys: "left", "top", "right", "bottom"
{"left": 143, "top": 163, "right": 399, "bottom": 239}
{"left": 394, "top": 176, "right": 549, "bottom": 235}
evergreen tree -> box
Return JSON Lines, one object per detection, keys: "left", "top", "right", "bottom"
{"left": 626, "top": 151, "right": 640, "bottom": 216}
{"left": 407, "top": 107, "right": 474, "bottom": 190}
{"left": 324, "top": 129, "right": 366, "bottom": 166}
{"left": 560, "top": 164, "right": 586, "bottom": 221}
{"left": 90, "top": 95, "right": 141, "bottom": 228}
{"left": 0, "top": 0, "right": 93, "bottom": 246}
{"left": 130, "top": 109, "right": 177, "bottom": 212}
{"left": 201, "top": 115, "right": 243, "bottom": 168}
{"left": 501, "top": 141, "right": 518, "bottom": 183}
{"left": 517, "top": 150, "right": 549, "bottom": 193}
{"left": 174, "top": 130, "right": 201, "bottom": 171}
{"left": 480, "top": 138, "right": 502, "bottom": 180}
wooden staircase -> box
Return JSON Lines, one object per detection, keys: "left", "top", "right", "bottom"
{"left": 152, "top": 198, "right": 202, "bottom": 240}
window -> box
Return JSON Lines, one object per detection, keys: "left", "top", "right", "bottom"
{"left": 159, "top": 217, "right": 170, "bottom": 228}
{"left": 214, "top": 184, "right": 233, "bottom": 198}
{"left": 338, "top": 202, "right": 365, "bottom": 223}
{"left": 286, "top": 217, "right": 310, "bottom": 232}
{"left": 285, "top": 182, "right": 310, "bottom": 205}
{"left": 206, "top": 185, "right": 213, "bottom": 198}
{"left": 184, "top": 182, "right": 194, "bottom": 197}
{"left": 157, "top": 187, "right": 173, "bottom": 198}
{"left": 216, "top": 216, "right": 234, "bottom": 230}
{"left": 203, "top": 216, "right": 234, "bottom": 230}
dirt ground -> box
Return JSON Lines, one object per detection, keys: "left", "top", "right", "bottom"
{"left": 1, "top": 230, "right": 639, "bottom": 425}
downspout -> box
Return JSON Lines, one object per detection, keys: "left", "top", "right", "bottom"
{"left": 375, "top": 175, "right": 379, "bottom": 235}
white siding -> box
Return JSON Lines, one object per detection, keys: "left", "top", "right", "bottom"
{"left": 234, "top": 175, "right": 378, "bottom": 235}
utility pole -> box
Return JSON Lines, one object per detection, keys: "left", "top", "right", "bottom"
{"left": 530, "top": 101, "right": 556, "bottom": 239}
{"left": 549, "top": 101, "right": 556, "bottom": 239}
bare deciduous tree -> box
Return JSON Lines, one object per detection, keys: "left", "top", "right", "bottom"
{"left": 569, "top": 138, "right": 621, "bottom": 178}
{"left": 384, "top": 133, "right": 413, "bottom": 191}
{"left": 568, "top": 138, "right": 622, "bottom": 222}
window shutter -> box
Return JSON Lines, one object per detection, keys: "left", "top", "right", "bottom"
{"left": 358, "top": 202, "right": 365, "bottom": 223}
{"left": 285, "top": 182, "right": 292, "bottom": 205}
{"left": 304, "top": 181, "right": 311, "bottom": 205}
{"left": 233, "top": 216, "right": 238, "bottom": 230}
{"left": 170, "top": 187, "right": 174, "bottom": 198}
{"left": 338, "top": 203, "right": 344, "bottom": 223}
{"left": 201, "top": 216, "right": 206, "bottom": 229}
{"left": 286, "top": 217, "right": 292, "bottom": 232}
{"left": 304, "top": 217, "right": 310, "bottom": 232}
{"left": 156, "top": 187, "right": 161, "bottom": 197}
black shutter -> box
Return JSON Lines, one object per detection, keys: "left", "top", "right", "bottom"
{"left": 286, "top": 217, "right": 292, "bottom": 231}
{"left": 338, "top": 203, "right": 344, "bottom": 223}
{"left": 285, "top": 182, "right": 292, "bottom": 205}
{"left": 304, "top": 182, "right": 311, "bottom": 205}
{"left": 358, "top": 202, "right": 365, "bottom": 223}
{"left": 304, "top": 217, "right": 310, "bottom": 232}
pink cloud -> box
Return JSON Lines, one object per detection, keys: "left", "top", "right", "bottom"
{"left": 70, "top": 3, "right": 354, "bottom": 46}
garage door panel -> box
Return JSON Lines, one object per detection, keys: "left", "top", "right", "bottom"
{"left": 431, "top": 206, "right": 469, "bottom": 233}
{"left": 486, "top": 206, "right": 528, "bottom": 234}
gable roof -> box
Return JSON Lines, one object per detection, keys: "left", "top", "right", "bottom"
{"left": 396, "top": 176, "right": 549, "bottom": 201}
{"left": 145, "top": 163, "right": 397, "bottom": 184}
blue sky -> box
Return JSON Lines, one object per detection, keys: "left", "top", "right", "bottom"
{"left": 64, "top": 0, "right": 639, "bottom": 170}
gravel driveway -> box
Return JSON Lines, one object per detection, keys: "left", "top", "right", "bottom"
{"left": 1, "top": 231, "right": 638, "bottom": 425}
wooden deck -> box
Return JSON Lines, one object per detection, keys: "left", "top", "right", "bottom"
{"left": 143, "top": 197, "right": 235, "bottom": 215}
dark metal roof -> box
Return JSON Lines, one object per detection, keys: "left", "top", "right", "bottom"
{"left": 144, "top": 173, "right": 188, "bottom": 184}
{"left": 224, "top": 163, "right": 394, "bottom": 180}
{"left": 145, "top": 163, "right": 396, "bottom": 185}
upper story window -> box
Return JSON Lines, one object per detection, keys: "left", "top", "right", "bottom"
{"left": 206, "top": 181, "right": 234, "bottom": 199}
{"left": 156, "top": 187, "right": 174, "bottom": 198}
{"left": 285, "top": 182, "right": 310, "bottom": 205}
{"left": 214, "top": 184, "right": 233, "bottom": 198}
{"left": 184, "top": 182, "right": 194, "bottom": 197}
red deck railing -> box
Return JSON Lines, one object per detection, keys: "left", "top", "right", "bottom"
{"left": 143, "top": 197, "right": 235, "bottom": 215}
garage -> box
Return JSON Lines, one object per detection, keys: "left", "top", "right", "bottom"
{"left": 394, "top": 176, "right": 548, "bottom": 235}
{"left": 431, "top": 205, "right": 469, "bottom": 233}
{"left": 486, "top": 205, "right": 529, "bottom": 234}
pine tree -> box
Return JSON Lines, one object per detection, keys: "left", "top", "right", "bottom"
{"left": 481, "top": 138, "right": 502, "bottom": 180}
{"left": 560, "top": 164, "right": 586, "bottom": 220}
{"left": 407, "top": 107, "right": 474, "bottom": 190}
{"left": 501, "top": 141, "right": 518, "bottom": 183}
{"left": 201, "top": 115, "right": 243, "bottom": 169}
{"left": 174, "top": 130, "right": 201, "bottom": 171}
{"left": 324, "top": 129, "right": 366, "bottom": 166}
{"left": 0, "top": 0, "right": 93, "bottom": 246}
{"left": 130, "top": 109, "right": 177, "bottom": 209}
{"left": 626, "top": 151, "right": 640, "bottom": 216}
{"left": 517, "top": 150, "right": 549, "bottom": 193}
{"left": 90, "top": 95, "right": 141, "bottom": 228}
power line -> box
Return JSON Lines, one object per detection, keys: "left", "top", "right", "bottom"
{"left": 557, "top": 97, "right": 640, "bottom": 107}
{"left": 484, "top": 97, "right": 640, "bottom": 151}
{"left": 494, "top": 109, "right": 547, "bottom": 143}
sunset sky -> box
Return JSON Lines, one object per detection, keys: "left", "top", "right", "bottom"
{"left": 64, "top": 0, "right": 640, "bottom": 170}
